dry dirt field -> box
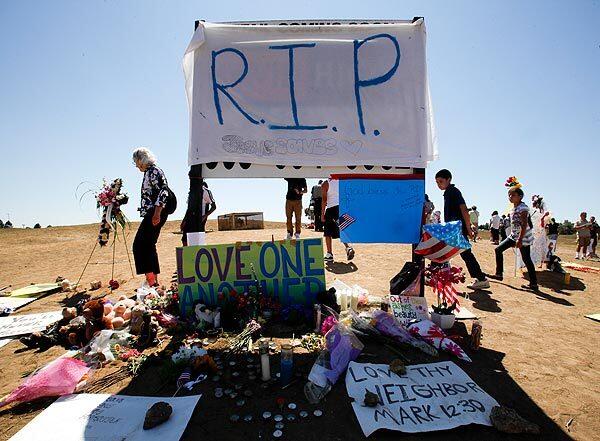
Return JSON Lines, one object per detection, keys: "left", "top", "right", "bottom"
{"left": 0, "top": 222, "right": 598, "bottom": 440}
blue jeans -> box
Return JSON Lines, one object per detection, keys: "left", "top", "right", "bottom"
{"left": 495, "top": 238, "right": 538, "bottom": 286}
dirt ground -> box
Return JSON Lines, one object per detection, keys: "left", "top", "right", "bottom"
{"left": 0, "top": 222, "right": 598, "bottom": 440}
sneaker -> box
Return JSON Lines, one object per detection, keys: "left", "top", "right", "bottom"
{"left": 488, "top": 274, "right": 503, "bottom": 281}
{"left": 324, "top": 252, "right": 334, "bottom": 261}
{"left": 521, "top": 283, "right": 539, "bottom": 291}
{"left": 294, "top": 233, "right": 301, "bottom": 239}
{"left": 286, "top": 233, "right": 292, "bottom": 240}
{"left": 467, "top": 279, "right": 490, "bottom": 290}
{"left": 346, "top": 247, "right": 355, "bottom": 261}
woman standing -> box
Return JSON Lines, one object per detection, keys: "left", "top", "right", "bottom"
{"left": 132, "top": 148, "right": 171, "bottom": 287}
{"left": 489, "top": 187, "right": 538, "bottom": 291}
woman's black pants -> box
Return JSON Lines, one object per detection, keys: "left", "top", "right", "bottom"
{"left": 133, "top": 211, "right": 168, "bottom": 275}
{"left": 495, "top": 238, "right": 538, "bottom": 286}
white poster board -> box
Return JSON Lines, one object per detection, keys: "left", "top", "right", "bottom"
{"left": 10, "top": 394, "right": 201, "bottom": 441}
{"left": 389, "top": 295, "right": 429, "bottom": 325}
{"left": 183, "top": 20, "right": 436, "bottom": 170}
{"left": 0, "top": 296, "right": 37, "bottom": 313}
{"left": 0, "top": 311, "right": 63, "bottom": 339}
{"left": 345, "top": 361, "right": 499, "bottom": 436}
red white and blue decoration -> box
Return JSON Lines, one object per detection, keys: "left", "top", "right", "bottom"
{"left": 338, "top": 213, "right": 356, "bottom": 231}
{"left": 415, "top": 221, "right": 471, "bottom": 263}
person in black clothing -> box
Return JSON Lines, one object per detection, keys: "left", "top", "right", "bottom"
{"left": 311, "top": 180, "right": 324, "bottom": 232}
{"left": 132, "top": 148, "right": 170, "bottom": 287}
{"left": 500, "top": 215, "right": 508, "bottom": 241}
{"left": 284, "top": 178, "right": 307, "bottom": 239}
{"left": 435, "top": 169, "right": 489, "bottom": 290}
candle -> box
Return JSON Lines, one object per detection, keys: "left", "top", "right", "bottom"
{"left": 280, "top": 344, "right": 293, "bottom": 386}
{"left": 259, "top": 339, "right": 271, "bottom": 382}
{"left": 350, "top": 288, "right": 359, "bottom": 311}
{"left": 340, "top": 289, "right": 348, "bottom": 312}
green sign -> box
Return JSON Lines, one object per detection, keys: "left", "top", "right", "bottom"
{"left": 176, "top": 238, "right": 326, "bottom": 315}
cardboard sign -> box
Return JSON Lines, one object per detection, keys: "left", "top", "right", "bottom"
{"left": 9, "top": 394, "right": 200, "bottom": 441}
{"left": 177, "top": 239, "right": 326, "bottom": 315}
{"left": 0, "top": 311, "right": 62, "bottom": 339}
{"left": 346, "top": 361, "right": 499, "bottom": 436}
{"left": 389, "top": 295, "right": 429, "bottom": 325}
{"left": 183, "top": 21, "right": 436, "bottom": 169}
{"left": 338, "top": 177, "right": 424, "bottom": 244}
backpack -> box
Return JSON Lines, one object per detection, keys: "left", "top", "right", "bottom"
{"left": 165, "top": 187, "right": 177, "bottom": 215}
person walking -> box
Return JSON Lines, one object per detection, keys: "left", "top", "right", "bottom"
{"left": 321, "top": 177, "right": 355, "bottom": 262}
{"left": 588, "top": 216, "right": 598, "bottom": 258}
{"left": 489, "top": 187, "right": 538, "bottom": 291}
{"left": 132, "top": 148, "right": 172, "bottom": 287}
{"left": 180, "top": 179, "right": 216, "bottom": 246}
{"left": 435, "top": 169, "right": 489, "bottom": 290}
{"left": 575, "top": 212, "right": 592, "bottom": 260}
{"left": 311, "top": 181, "right": 324, "bottom": 232}
{"left": 490, "top": 211, "right": 501, "bottom": 245}
{"left": 469, "top": 206, "right": 480, "bottom": 242}
{"left": 500, "top": 215, "right": 508, "bottom": 241}
{"left": 284, "top": 178, "right": 307, "bottom": 239}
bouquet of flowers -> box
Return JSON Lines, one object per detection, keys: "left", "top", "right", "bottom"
{"left": 95, "top": 178, "right": 129, "bottom": 247}
{"left": 504, "top": 176, "right": 522, "bottom": 190}
{"left": 425, "top": 263, "right": 465, "bottom": 314}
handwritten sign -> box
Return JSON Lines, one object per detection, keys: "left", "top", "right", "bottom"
{"left": 0, "top": 311, "right": 62, "bottom": 339}
{"left": 183, "top": 21, "right": 435, "bottom": 169}
{"left": 338, "top": 177, "right": 424, "bottom": 243}
{"left": 176, "top": 239, "right": 326, "bottom": 315}
{"left": 9, "top": 394, "right": 200, "bottom": 441}
{"left": 345, "top": 361, "right": 499, "bottom": 436}
{"left": 390, "top": 295, "right": 429, "bottom": 325}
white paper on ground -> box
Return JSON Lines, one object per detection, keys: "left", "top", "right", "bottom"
{"left": 0, "top": 297, "right": 37, "bottom": 312}
{"left": 0, "top": 311, "right": 63, "bottom": 339}
{"left": 9, "top": 393, "right": 201, "bottom": 441}
{"left": 345, "top": 361, "right": 498, "bottom": 436}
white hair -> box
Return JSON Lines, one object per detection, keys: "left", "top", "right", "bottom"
{"left": 132, "top": 147, "right": 156, "bottom": 167}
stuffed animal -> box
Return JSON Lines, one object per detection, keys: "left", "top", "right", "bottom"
{"left": 135, "top": 312, "right": 159, "bottom": 349}
{"left": 130, "top": 304, "right": 148, "bottom": 335}
{"left": 110, "top": 298, "right": 133, "bottom": 329}
{"left": 20, "top": 307, "right": 78, "bottom": 349}
{"left": 82, "top": 299, "right": 113, "bottom": 343}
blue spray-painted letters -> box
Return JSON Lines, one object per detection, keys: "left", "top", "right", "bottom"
{"left": 268, "top": 43, "right": 328, "bottom": 131}
{"left": 353, "top": 34, "right": 401, "bottom": 134}
{"left": 211, "top": 48, "right": 260, "bottom": 125}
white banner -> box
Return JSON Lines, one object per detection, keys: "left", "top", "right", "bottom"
{"left": 184, "top": 21, "right": 436, "bottom": 168}
{"left": 345, "top": 361, "right": 498, "bottom": 436}
{"left": 0, "top": 311, "right": 62, "bottom": 339}
{"left": 10, "top": 394, "right": 201, "bottom": 441}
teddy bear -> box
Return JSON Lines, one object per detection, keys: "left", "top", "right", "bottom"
{"left": 82, "top": 299, "right": 114, "bottom": 343}
{"left": 129, "top": 304, "right": 149, "bottom": 335}
{"left": 103, "top": 296, "right": 135, "bottom": 329}
{"left": 135, "top": 312, "right": 159, "bottom": 349}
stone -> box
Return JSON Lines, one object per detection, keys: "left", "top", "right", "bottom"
{"left": 143, "top": 402, "right": 173, "bottom": 430}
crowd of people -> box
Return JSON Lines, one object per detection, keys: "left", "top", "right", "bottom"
{"left": 128, "top": 147, "right": 597, "bottom": 293}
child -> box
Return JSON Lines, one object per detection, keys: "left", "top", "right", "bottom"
{"left": 574, "top": 212, "right": 591, "bottom": 260}
{"left": 489, "top": 187, "right": 538, "bottom": 291}
{"left": 435, "top": 169, "right": 489, "bottom": 290}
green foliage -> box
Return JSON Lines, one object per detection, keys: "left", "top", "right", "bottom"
{"left": 559, "top": 220, "right": 575, "bottom": 235}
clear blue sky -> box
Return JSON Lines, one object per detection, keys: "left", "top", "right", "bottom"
{"left": 1, "top": 1, "right": 598, "bottom": 228}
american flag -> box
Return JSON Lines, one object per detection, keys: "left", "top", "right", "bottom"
{"left": 338, "top": 213, "right": 356, "bottom": 230}
{"left": 177, "top": 367, "right": 192, "bottom": 388}
{"left": 415, "top": 221, "right": 471, "bottom": 263}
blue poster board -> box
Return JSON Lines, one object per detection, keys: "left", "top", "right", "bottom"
{"left": 338, "top": 177, "right": 424, "bottom": 244}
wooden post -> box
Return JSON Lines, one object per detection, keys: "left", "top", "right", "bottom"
{"left": 412, "top": 167, "right": 426, "bottom": 297}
